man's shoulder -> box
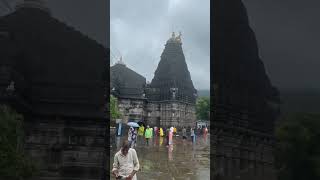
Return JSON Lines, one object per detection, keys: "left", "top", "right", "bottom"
{"left": 129, "top": 148, "right": 137, "bottom": 153}
{"left": 115, "top": 150, "right": 121, "bottom": 157}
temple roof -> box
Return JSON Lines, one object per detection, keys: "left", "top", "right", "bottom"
{"left": 149, "top": 33, "right": 196, "bottom": 103}
{"left": 213, "top": 0, "right": 280, "bottom": 133}
{"left": 110, "top": 63, "right": 146, "bottom": 99}
{"left": 0, "top": 6, "right": 107, "bottom": 118}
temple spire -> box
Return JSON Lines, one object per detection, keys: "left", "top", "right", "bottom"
{"left": 151, "top": 30, "right": 195, "bottom": 103}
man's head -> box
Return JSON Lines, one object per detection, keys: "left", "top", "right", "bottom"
{"left": 121, "top": 140, "right": 130, "bottom": 156}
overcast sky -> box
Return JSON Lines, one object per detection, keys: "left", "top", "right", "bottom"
{"left": 1, "top": 0, "right": 210, "bottom": 89}
{"left": 111, "top": 0, "right": 210, "bottom": 90}
{"left": 243, "top": 0, "right": 320, "bottom": 90}
{"left": 4, "top": 0, "right": 318, "bottom": 91}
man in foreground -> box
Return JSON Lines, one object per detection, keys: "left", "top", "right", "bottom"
{"left": 112, "top": 140, "right": 140, "bottom": 180}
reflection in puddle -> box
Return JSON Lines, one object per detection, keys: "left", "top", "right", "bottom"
{"left": 168, "top": 144, "right": 173, "bottom": 161}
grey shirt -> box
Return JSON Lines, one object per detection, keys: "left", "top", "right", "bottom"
{"left": 182, "top": 128, "right": 187, "bottom": 136}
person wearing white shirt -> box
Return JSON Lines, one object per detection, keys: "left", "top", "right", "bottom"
{"left": 112, "top": 140, "right": 140, "bottom": 180}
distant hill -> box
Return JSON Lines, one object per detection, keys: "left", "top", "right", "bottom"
{"left": 197, "top": 89, "right": 210, "bottom": 97}
{"left": 280, "top": 89, "right": 320, "bottom": 115}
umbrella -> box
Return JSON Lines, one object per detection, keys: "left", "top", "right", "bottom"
{"left": 127, "top": 122, "right": 140, "bottom": 127}
{"left": 137, "top": 121, "right": 145, "bottom": 127}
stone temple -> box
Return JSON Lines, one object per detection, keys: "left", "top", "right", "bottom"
{"left": 0, "top": 1, "right": 108, "bottom": 179}
{"left": 212, "top": 0, "right": 280, "bottom": 179}
{"left": 111, "top": 32, "right": 197, "bottom": 128}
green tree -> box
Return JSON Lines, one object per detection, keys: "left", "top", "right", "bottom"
{"left": 0, "top": 105, "right": 36, "bottom": 180}
{"left": 110, "top": 95, "right": 122, "bottom": 120}
{"left": 275, "top": 113, "right": 320, "bottom": 180}
{"left": 196, "top": 97, "right": 210, "bottom": 120}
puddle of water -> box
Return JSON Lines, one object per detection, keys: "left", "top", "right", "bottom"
{"left": 110, "top": 135, "right": 210, "bottom": 179}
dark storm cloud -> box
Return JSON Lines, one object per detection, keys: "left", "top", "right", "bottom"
{"left": 111, "top": 0, "right": 210, "bottom": 90}
{"left": 1, "top": 0, "right": 108, "bottom": 46}
{"left": 243, "top": 0, "right": 320, "bottom": 90}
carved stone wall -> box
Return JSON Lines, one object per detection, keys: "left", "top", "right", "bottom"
{"left": 144, "top": 101, "right": 196, "bottom": 128}
{"left": 212, "top": 0, "right": 279, "bottom": 179}
{"left": 211, "top": 117, "right": 275, "bottom": 180}
{"left": 116, "top": 99, "right": 196, "bottom": 128}
{"left": 24, "top": 117, "right": 106, "bottom": 180}
{"left": 117, "top": 98, "right": 145, "bottom": 123}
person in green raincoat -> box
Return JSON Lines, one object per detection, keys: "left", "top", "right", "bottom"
{"left": 144, "top": 125, "right": 152, "bottom": 145}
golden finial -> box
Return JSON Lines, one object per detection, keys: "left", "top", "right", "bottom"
{"left": 176, "top": 31, "right": 182, "bottom": 42}
{"left": 117, "top": 56, "right": 125, "bottom": 66}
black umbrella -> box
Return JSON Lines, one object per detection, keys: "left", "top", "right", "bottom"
{"left": 137, "top": 121, "right": 145, "bottom": 127}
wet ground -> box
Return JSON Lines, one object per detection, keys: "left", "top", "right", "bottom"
{"left": 110, "top": 134, "right": 210, "bottom": 180}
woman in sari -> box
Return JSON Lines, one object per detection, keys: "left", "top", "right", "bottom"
{"left": 128, "top": 127, "right": 137, "bottom": 148}
{"left": 169, "top": 127, "right": 174, "bottom": 145}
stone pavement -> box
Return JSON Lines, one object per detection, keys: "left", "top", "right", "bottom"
{"left": 110, "top": 134, "right": 210, "bottom": 180}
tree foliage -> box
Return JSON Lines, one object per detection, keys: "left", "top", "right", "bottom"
{"left": 275, "top": 113, "right": 320, "bottom": 180}
{"left": 196, "top": 97, "right": 210, "bottom": 120}
{"left": 110, "top": 95, "right": 122, "bottom": 120}
{"left": 0, "top": 105, "right": 36, "bottom": 180}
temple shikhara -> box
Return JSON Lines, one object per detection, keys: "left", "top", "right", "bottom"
{"left": 212, "top": 0, "right": 280, "bottom": 179}
{"left": 111, "top": 32, "right": 197, "bottom": 128}
{"left": 0, "top": 1, "right": 107, "bottom": 179}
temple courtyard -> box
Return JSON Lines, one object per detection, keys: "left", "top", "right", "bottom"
{"left": 110, "top": 134, "right": 210, "bottom": 180}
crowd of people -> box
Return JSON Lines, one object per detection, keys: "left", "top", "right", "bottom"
{"left": 127, "top": 124, "right": 209, "bottom": 148}
{"left": 113, "top": 124, "right": 208, "bottom": 179}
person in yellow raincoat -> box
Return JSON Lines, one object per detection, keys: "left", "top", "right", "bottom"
{"left": 138, "top": 125, "right": 144, "bottom": 144}
{"left": 159, "top": 127, "right": 164, "bottom": 137}
{"left": 138, "top": 125, "right": 144, "bottom": 136}
{"left": 173, "top": 127, "right": 177, "bottom": 135}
